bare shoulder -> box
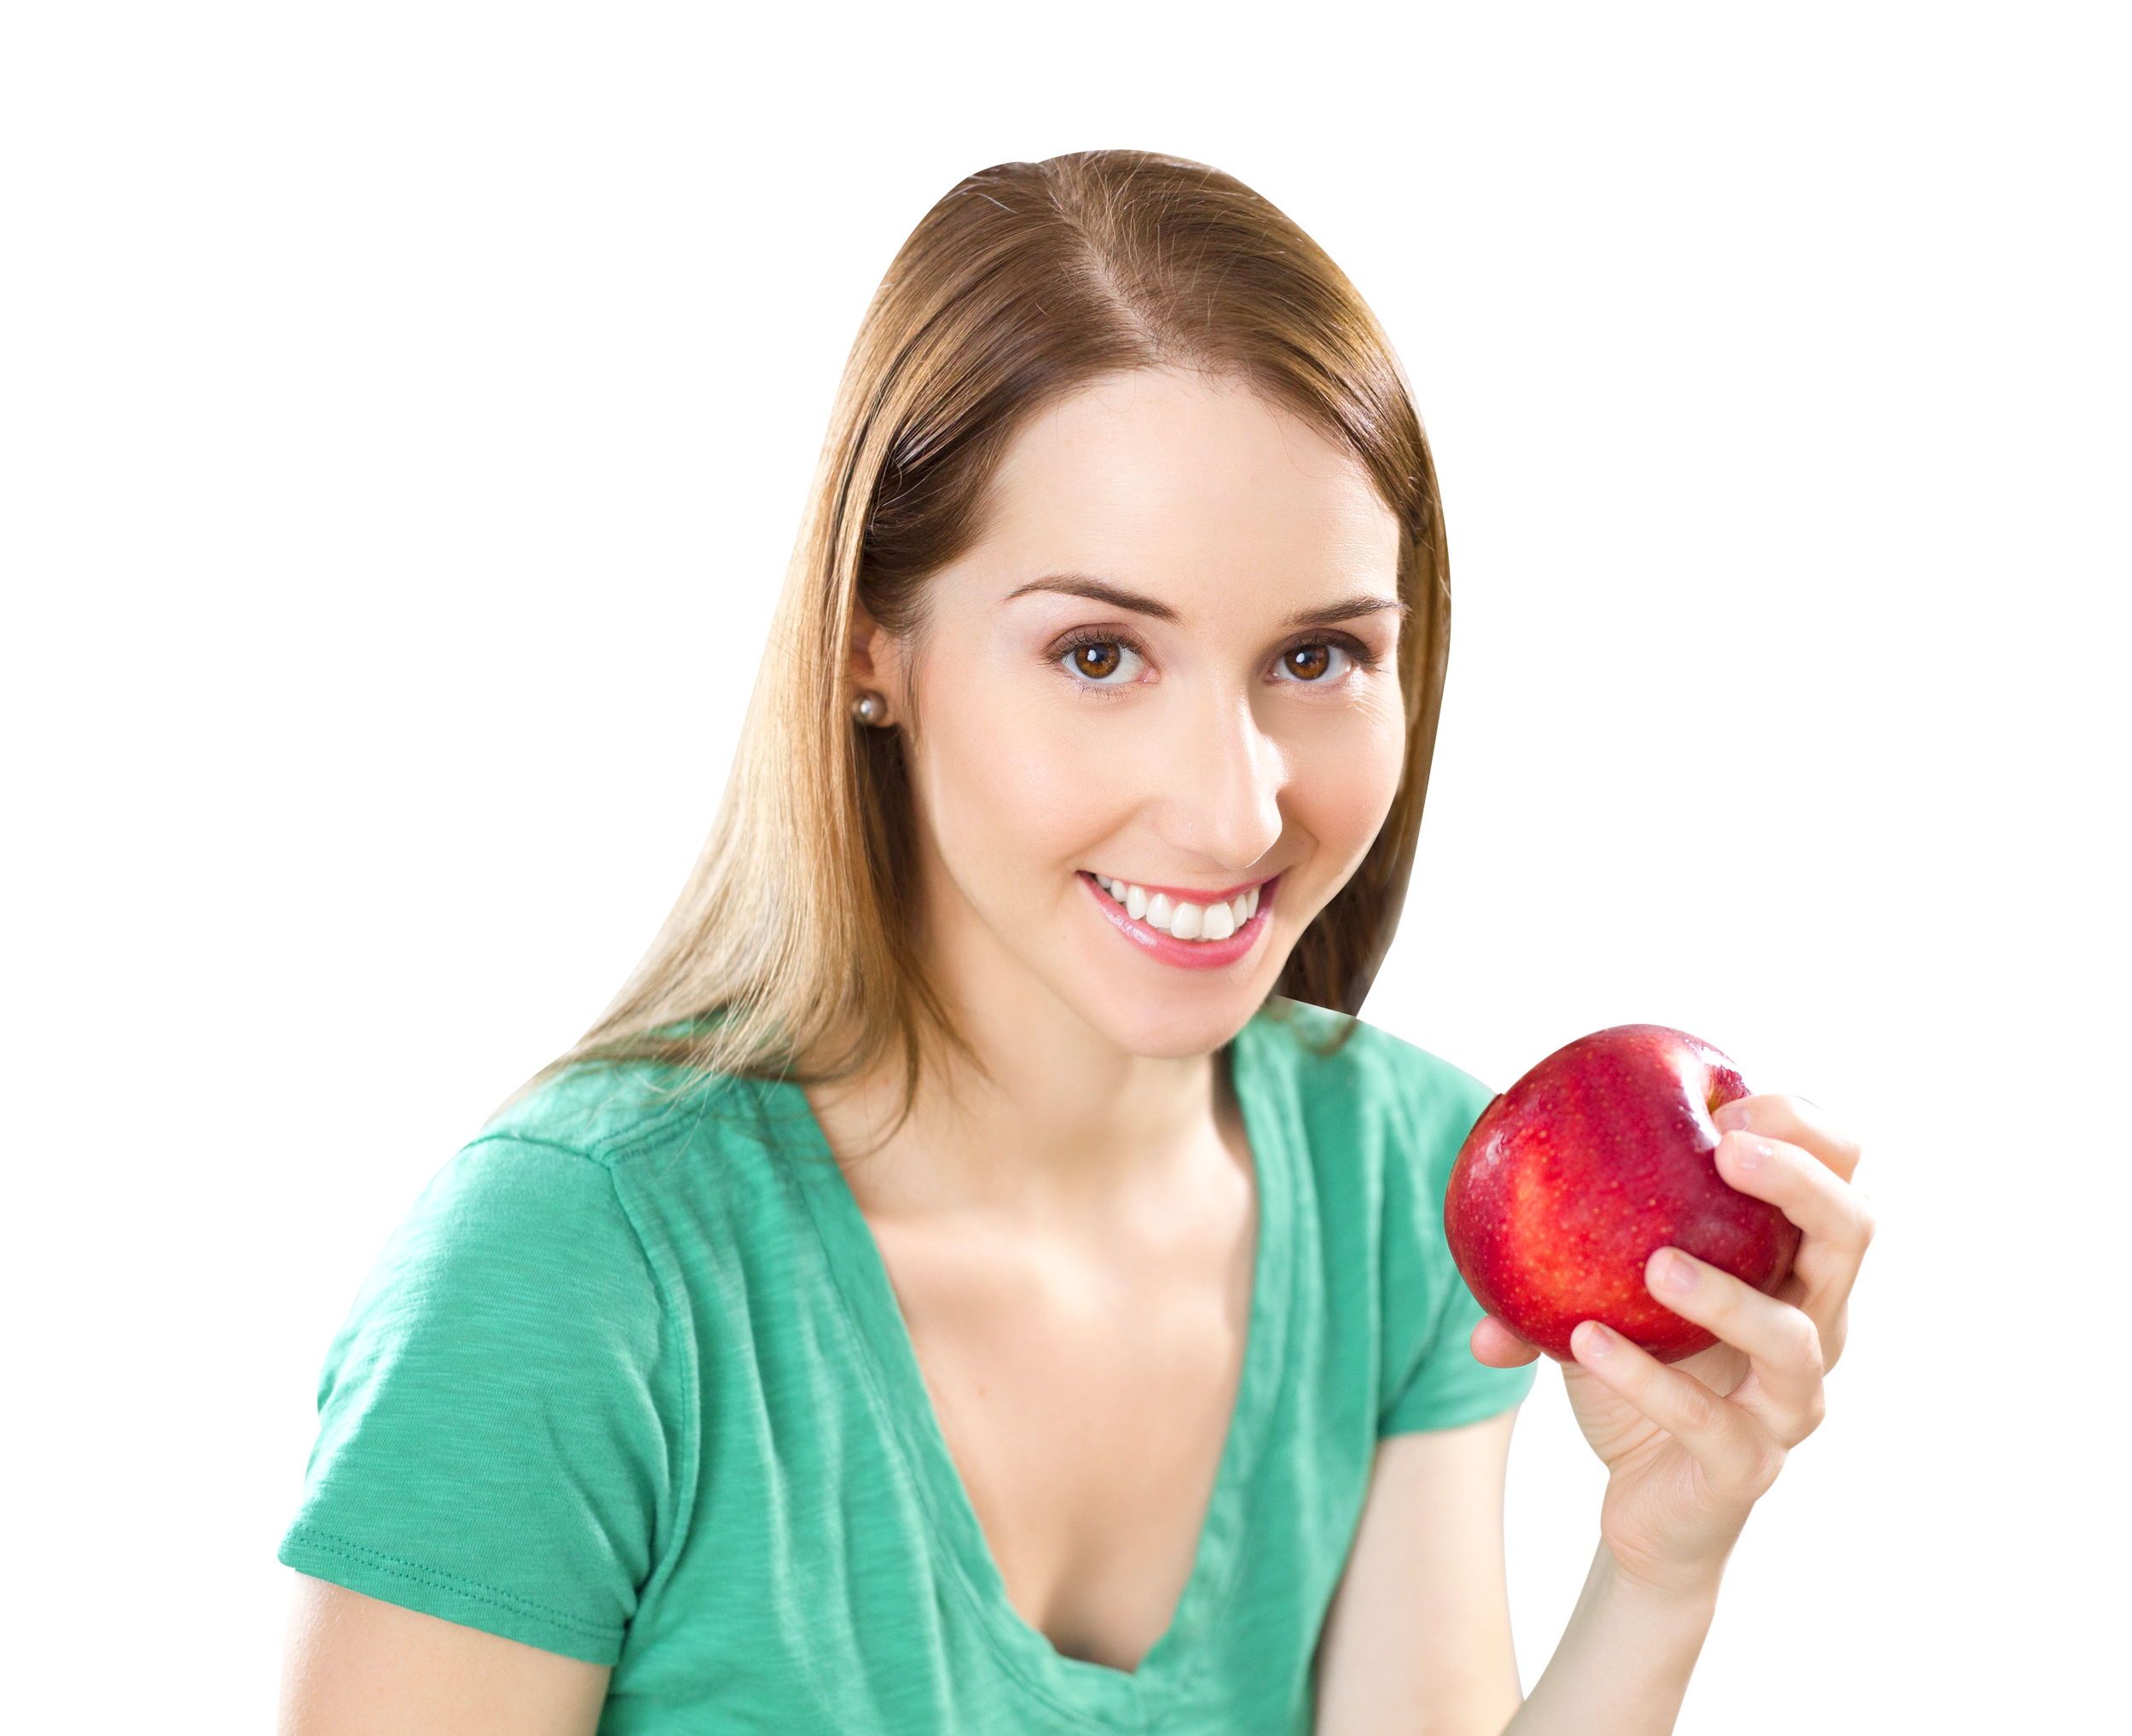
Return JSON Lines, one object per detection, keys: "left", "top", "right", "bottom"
{"left": 1313, "top": 1411, "right": 1523, "bottom": 1736}
{"left": 279, "top": 1576, "right": 610, "bottom": 1736}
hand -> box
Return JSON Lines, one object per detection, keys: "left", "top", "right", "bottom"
{"left": 1471, "top": 1094, "right": 1873, "bottom": 1597}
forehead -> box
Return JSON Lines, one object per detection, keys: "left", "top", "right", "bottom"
{"left": 968, "top": 369, "right": 1399, "bottom": 595}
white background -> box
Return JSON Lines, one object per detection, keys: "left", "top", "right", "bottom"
{"left": 4, "top": 4, "right": 2126, "bottom": 1729}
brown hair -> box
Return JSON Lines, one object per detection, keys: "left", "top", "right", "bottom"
{"left": 553, "top": 150, "right": 1453, "bottom": 1097}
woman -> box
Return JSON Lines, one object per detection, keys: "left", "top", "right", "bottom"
{"left": 278, "top": 151, "right": 1870, "bottom": 1734}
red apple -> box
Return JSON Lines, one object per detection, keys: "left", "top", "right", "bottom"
{"left": 1444, "top": 1024, "right": 1800, "bottom": 1363}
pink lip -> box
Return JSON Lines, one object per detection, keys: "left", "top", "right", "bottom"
{"left": 1078, "top": 871, "right": 1279, "bottom": 972}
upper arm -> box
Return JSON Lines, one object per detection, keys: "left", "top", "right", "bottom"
{"left": 279, "top": 1137, "right": 675, "bottom": 1662}
{"left": 1367, "top": 1041, "right": 1535, "bottom": 1440}
{"left": 1314, "top": 1409, "right": 1522, "bottom": 1736}
{"left": 279, "top": 1575, "right": 610, "bottom": 1736}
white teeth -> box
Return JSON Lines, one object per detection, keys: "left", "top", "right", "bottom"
{"left": 1097, "top": 877, "right": 1259, "bottom": 942}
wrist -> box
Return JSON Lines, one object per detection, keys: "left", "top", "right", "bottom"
{"left": 1509, "top": 1543, "right": 1725, "bottom": 1734}
{"left": 1591, "top": 1541, "right": 1725, "bottom": 1623}
{"left": 1578, "top": 1543, "right": 1723, "bottom": 1680}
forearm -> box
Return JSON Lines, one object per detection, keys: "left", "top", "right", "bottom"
{"left": 1503, "top": 1544, "right": 1719, "bottom": 1736}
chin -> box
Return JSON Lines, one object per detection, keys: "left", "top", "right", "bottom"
{"left": 1059, "top": 950, "right": 1290, "bottom": 1061}
{"left": 1103, "top": 998, "right": 1260, "bottom": 1061}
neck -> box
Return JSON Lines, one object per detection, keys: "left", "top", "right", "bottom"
{"left": 808, "top": 875, "right": 1243, "bottom": 1218}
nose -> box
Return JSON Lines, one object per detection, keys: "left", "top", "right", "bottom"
{"left": 1149, "top": 683, "right": 1286, "bottom": 874}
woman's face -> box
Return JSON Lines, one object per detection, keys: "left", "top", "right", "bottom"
{"left": 865, "top": 368, "right": 1408, "bottom": 1062}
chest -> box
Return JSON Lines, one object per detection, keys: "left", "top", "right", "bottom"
{"left": 865, "top": 1188, "right": 1256, "bottom": 1673}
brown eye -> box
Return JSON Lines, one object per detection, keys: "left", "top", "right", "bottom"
{"left": 1072, "top": 642, "right": 1124, "bottom": 680}
{"left": 1283, "top": 644, "right": 1333, "bottom": 680}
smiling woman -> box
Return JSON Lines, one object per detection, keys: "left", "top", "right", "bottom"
{"left": 277, "top": 152, "right": 1871, "bottom": 1736}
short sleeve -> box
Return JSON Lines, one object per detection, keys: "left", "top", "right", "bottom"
{"left": 279, "top": 1135, "right": 675, "bottom": 1664}
{"left": 1373, "top": 1049, "right": 1537, "bottom": 1436}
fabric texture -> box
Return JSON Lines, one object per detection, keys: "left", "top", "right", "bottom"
{"left": 281, "top": 1002, "right": 1534, "bottom": 1733}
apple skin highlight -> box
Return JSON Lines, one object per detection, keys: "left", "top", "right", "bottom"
{"left": 1444, "top": 1025, "right": 1802, "bottom": 1363}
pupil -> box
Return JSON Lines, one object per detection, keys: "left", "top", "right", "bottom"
{"left": 1076, "top": 644, "right": 1121, "bottom": 679}
{"left": 1289, "top": 645, "right": 1330, "bottom": 680}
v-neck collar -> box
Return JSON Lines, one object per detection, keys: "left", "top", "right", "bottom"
{"left": 772, "top": 1017, "right": 1296, "bottom": 1726}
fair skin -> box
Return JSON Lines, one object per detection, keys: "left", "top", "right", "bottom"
{"left": 281, "top": 369, "right": 1872, "bottom": 1733}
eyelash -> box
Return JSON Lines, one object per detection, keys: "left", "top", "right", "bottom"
{"left": 1051, "top": 628, "right": 1382, "bottom": 686}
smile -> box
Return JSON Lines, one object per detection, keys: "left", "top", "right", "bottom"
{"left": 1092, "top": 873, "right": 1260, "bottom": 939}
{"left": 1079, "top": 871, "right": 1277, "bottom": 969}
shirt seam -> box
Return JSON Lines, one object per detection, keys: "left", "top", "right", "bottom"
{"left": 458, "top": 1128, "right": 617, "bottom": 1170}
{"left": 598, "top": 1152, "right": 703, "bottom": 1629}
{"left": 283, "top": 1521, "right": 623, "bottom": 1642}
{"left": 1378, "top": 1385, "right": 1530, "bottom": 1437}
{"left": 466, "top": 1081, "right": 741, "bottom": 1168}
{"left": 445, "top": 1121, "right": 699, "bottom": 1648}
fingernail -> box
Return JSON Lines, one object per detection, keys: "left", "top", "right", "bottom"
{"left": 1654, "top": 1248, "right": 1698, "bottom": 1293}
{"left": 1575, "top": 1321, "right": 1614, "bottom": 1358}
{"left": 1729, "top": 1134, "right": 1771, "bottom": 1173}
{"left": 1714, "top": 1099, "right": 1753, "bottom": 1132}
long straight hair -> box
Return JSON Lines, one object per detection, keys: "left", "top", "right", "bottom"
{"left": 551, "top": 151, "right": 1454, "bottom": 1100}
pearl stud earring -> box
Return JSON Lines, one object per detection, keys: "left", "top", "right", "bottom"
{"left": 850, "top": 691, "right": 889, "bottom": 726}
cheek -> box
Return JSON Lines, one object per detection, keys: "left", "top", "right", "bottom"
{"left": 1288, "top": 700, "right": 1408, "bottom": 876}
{"left": 910, "top": 663, "right": 1106, "bottom": 898}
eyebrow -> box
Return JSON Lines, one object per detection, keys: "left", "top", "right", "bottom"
{"left": 1005, "top": 574, "right": 1179, "bottom": 620}
{"left": 1284, "top": 593, "right": 1408, "bottom": 628}
{"left": 1005, "top": 574, "right": 1405, "bottom": 628}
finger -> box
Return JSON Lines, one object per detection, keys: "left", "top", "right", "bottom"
{"left": 1712, "top": 1131, "right": 1875, "bottom": 1361}
{"left": 1646, "top": 1248, "right": 1826, "bottom": 1443}
{"left": 1712, "top": 1094, "right": 1863, "bottom": 1183}
{"left": 1714, "top": 1130, "right": 1877, "bottom": 1255}
{"left": 1471, "top": 1315, "right": 1542, "bottom": 1368}
{"left": 1570, "top": 1320, "right": 1787, "bottom": 1504}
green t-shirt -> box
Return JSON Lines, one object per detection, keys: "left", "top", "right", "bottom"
{"left": 281, "top": 1003, "right": 1532, "bottom": 1733}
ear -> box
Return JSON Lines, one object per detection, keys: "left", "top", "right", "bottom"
{"left": 848, "top": 603, "right": 906, "bottom": 697}
{"left": 848, "top": 602, "right": 887, "bottom": 685}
